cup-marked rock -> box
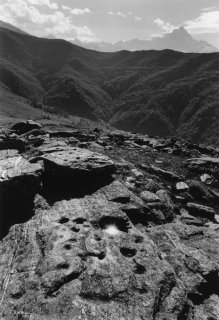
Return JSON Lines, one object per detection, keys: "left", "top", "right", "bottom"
{"left": 32, "top": 147, "right": 116, "bottom": 178}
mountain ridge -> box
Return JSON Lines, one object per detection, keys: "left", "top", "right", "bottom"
{"left": 0, "top": 23, "right": 219, "bottom": 146}
{"left": 71, "top": 26, "right": 218, "bottom": 53}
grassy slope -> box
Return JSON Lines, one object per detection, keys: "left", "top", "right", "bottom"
{"left": 0, "top": 27, "right": 218, "bottom": 146}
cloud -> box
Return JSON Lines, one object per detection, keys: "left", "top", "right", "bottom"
{"left": 26, "top": 0, "right": 57, "bottom": 10}
{"left": 184, "top": 10, "right": 219, "bottom": 34}
{"left": 154, "top": 18, "right": 176, "bottom": 33}
{"left": 108, "top": 11, "right": 127, "bottom": 18}
{"left": 0, "top": 0, "right": 96, "bottom": 42}
{"left": 61, "top": 6, "right": 91, "bottom": 15}
{"left": 62, "top": 5, "right": 71, "bottom": 11}
{"left": 117, "top": 11, "right": 127, "bottom": 18}
{"left": 202, "top": 6, "right": 216, "bottom": 11}
{"left": 70, "top": 8, "right": 91, "bottom": 15}
{"left": 135, "top": 16, "right": 142, "bottom": 21}
{"left": 109, "top": 11, "right": 141, "bottom": 20}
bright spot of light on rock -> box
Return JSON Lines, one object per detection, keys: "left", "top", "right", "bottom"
{"left": 105, "top": 225, "right": 119, "bottom": 235}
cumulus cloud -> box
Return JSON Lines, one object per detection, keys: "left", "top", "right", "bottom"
{"left": 202, "top": 6, "right": 216, "bottom": 11}
{"left": 109, "top": 11, "right": 141, "bottom": 21}
{"left": 61, "top": 6, "right": 91, "bottom": 15}
{"left": 117, "top": 11, "right": 127, "bottom": 18}
{"left": 108, "top": 11, "right": 127, "bottom": 18}
{"left": 135, "top": 16, "right": 142, "bottom": 21}
{"left": 184, "top": 10, "right": 219, "bottom": 34}
{"left": 71, "top": 8, "right": 91, "bottom": 15}
{"left": 0, "top": 0, "right": 96, "bottom": 42}
{"left": 62, "top": 5, "right": 71, "bottom": 11}
{"left": 26, "top": 0, "right": 57, "bottom": 9}
{"left": 154, "top": 18, "right": 176, "bottom": 33}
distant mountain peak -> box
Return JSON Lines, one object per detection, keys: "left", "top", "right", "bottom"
{"left": 165, "top": 26, "right": 191, "bottom": 39}
{"left": 71, "top": 26, "right": 217, "bottom": 53}
{"left": 175, "top": 26, "right": 188, "bottom": 34}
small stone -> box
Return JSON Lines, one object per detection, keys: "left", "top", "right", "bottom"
{"left": 131, "top": 168, "right": 144, "bottom": 179}
{"left": 200, "top": 173, "right": 213, "bottom": 185}
{"left": 176, "top": 182, "right": 189, "bottom": 191}
{"left": 126, "top": 176, "right": 135, "bottom": 183}
{"left": 214, "top": 215, "right": 219, "bottom": 224}
{"left": 140, "top": 191, "right": 160, "bottom": 203}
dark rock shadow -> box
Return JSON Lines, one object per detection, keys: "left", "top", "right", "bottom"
{"left": 0, "top": 192, "right": 35, "bottom": 240}
{"left": 39, "top": 170, "right": 114, "bottom": 205}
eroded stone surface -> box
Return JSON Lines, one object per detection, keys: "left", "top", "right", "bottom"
{"left": 32, "top": 147, "right": 116, "bottom": 178}
{"left": 0, "top": 123, "right": 219, "bottom": 320}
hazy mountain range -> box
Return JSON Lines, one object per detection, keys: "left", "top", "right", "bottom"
{"left": 0, "top": 21, "right": 218, "bottom": 146}
{"left": 71, "top": 27, "right": 218, "bottom": 53}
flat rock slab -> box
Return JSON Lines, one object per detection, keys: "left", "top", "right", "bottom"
{"left": 187, "top": 202, "right": 216, "bottom": 220}
{"left": 186, "top": 157, "right": 219, "bottom": 166}
{"left": 33, "top": 147, "right": 116, "bottom": 178}
{"left": 150, "top": 164, "right": 183, "bottom": 181}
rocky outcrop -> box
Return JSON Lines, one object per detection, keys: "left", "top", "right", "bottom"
{"left": 11, "top": 120, "right": 42, "bottom": 135}
{"left": 0, "top": 123, "right": 218, "bottom": 320}
{"left": 0, "top": 149, "right": 43, "bottom": 239}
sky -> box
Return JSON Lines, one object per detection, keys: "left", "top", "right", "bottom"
{"left": 0, "top": 0, "right": 219, "bottom": 48}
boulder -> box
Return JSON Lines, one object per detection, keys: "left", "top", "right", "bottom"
{"left": 32, "top": 147, "right": 116, "bottom": 178}
{"left": 30, "top": 148, "right": 116, "bottom": 200}
{"left": 11, "top": 120, "right": 42, "bottom": 135}
{"left": 187, "top": 202, "right": 216, "bottom": 220}
{"left": 188, "top": 180, "right": 214, "bottom": 202}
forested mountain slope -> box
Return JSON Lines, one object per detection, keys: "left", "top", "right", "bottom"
{"left": 0, "top": 26, "right": 218, "bottom": 146}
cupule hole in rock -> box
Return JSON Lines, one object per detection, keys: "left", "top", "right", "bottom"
{"left": 59, "top": 217, "right": 69, "bottom": 224}
{"left": 134, "top": 264, "right": 146, "bottom": 274}
{"left": 71, "top": 226, "right": 80, "bottom": 233}
{"left": 99, "top": 216, "right": 130, "bottom": 233}
{"left": 120, "top": 247, "right": 137, "bottom": 257}
{"left": 74, "top": 218, "right": 87, "bottom": 224}
{"left": 98, "top": 252, "right": 106, "bottom": 260}
{"left": 64, "top": 244, "right": 72, "bottom": 250}
{"left": 56, "top": 262, "right": 70, "bottom": 269}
